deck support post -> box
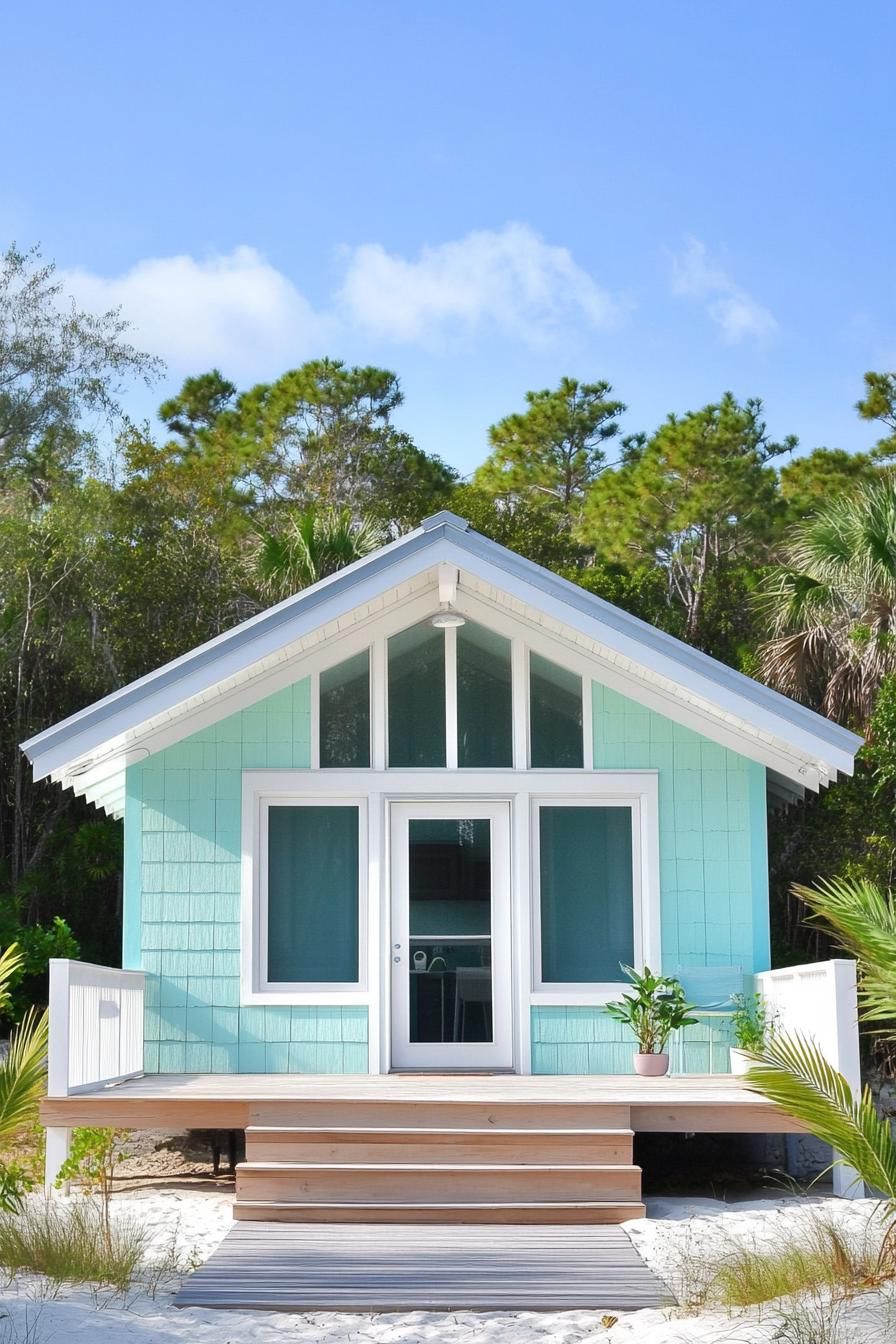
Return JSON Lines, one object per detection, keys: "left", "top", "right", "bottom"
{"left": 45, "top": 1127, "right": 71, "bottom": 1194}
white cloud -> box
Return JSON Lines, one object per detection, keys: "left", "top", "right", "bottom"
{"left": 59, "top": 227, "right": 620, "bottom": 377}
{"left": 338, "top": 223, "right": 620, "bottom": 343}
{"left": 62, "top": 245, "right": 330, "bottom": 375}
{"left": 671, "top": 236, "right": 777, "bottom": 345}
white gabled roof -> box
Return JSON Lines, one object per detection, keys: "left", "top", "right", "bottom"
{"left": 22, "top": 511, "right": 862, "bottom": 817}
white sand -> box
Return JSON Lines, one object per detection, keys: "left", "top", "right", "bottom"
{"left": 0, "top": 1190, "right": 894, "bottom": 1343}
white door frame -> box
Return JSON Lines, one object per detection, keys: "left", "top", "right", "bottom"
{"left": 389, "top": 799, "right": 514, "bottom": 1071}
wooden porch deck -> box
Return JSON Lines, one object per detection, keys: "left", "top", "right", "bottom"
{"left": 43, "top": 1072, "right": 802, "bottom": 1229}
{"left": 41, "top": 1070, "right": 803, "bottom": 1133}
{"left": 174, "top": 1220, "right": 674, "bottom": 1312}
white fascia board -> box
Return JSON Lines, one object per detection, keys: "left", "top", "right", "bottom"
{"left": 23, "top": 512, "right": 862, "bottom": 787}
{"left": 23, "top": 535, "right": 440, "bottom": 781}
{"left": 440, "top": 536, "right": 861, "bottom": 779}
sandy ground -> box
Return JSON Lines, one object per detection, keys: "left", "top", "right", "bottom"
{"left": 0, "top": 1187, "right": 895, "bottom": 1342}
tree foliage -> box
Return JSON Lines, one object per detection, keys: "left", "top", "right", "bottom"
{"left": 757, "top": 479, "right": 896, "bottom": 727}
{"left": 857, "top": 370, "right": 896, "bottom": 461}
{"left": 474, "top": 376, "right": 624, "bottom": 520}
{"left": 581, "top": 393, "right": 794, "bottom": 656}
{"left": 256, "top": 507, "right": 386, "bottom": 600}
{"left": 1, "top": 237, "right": 895, "bottom": 1020}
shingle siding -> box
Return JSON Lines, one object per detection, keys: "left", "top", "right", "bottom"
{"left": 126, "top": 676, "right": 368, "bottom": 1074}
{"left": 125, "top": 671, "right": 767, "bottom": 1076}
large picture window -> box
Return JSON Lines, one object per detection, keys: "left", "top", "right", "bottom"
{"left": 265, "top": 802, "right": 361, "bottom": 987}
{"left": 536, "top": 803, "right": 635, "bottom": 986}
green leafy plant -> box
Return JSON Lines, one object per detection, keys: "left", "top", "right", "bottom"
{"left": 605, "top": 965, "right": 698, "bottom": 1055}
{"left": 56, "top": 1128, "right": 131, "bottom": 1253}
{"left": 731, "top": 992, "right": 772, "bottom": 1052}
{"left": 0, "top": 944, "right": 49, "bottom": 1213}
{"left": 0, "top": 917, "right": 79, "bottom": 1028}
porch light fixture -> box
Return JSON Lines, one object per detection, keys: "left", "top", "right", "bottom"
{"left": 430, "top": 608, "right": 465, "bottom": 628}
{"left": 431, "top": 562, "right": 465, "bottom": 626}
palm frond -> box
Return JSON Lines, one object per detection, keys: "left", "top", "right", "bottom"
{"left": 0, "top": 944, "right": 25, "bottom": 1018}
{"left": 792, "top": 878, "right": 896, "bottom": 1023}
{"left": 755, "top": 478, "right": 896, "bottom": 725}
{"left": 0, "top": 1005, "right": 48, "bottom": 1141}
{"left": 745, "top": 1033, "right": 896, "bottom": 1199}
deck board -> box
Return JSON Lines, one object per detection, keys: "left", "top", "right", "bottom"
{"left": 174, "top": 1221, "right": 672, "bottom": 1312}
{"left": 41, "top": 1071, "right": 805, "bottom": 1134}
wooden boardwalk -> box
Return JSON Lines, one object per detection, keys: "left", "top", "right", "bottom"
{"left": 174, "top": 1221, "right": 672, "bottom": 1312}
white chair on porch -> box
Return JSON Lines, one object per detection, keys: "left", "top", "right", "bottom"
{"left": 672, "top": 965, "right": 745, "bottom": 1074}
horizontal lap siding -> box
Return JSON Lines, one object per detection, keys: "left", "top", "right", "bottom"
{"left": 126, "top": 678, "right": 368, "bottom": 1074}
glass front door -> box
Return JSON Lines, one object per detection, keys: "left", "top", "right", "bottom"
{"left": 390, "top": 801, "right": 513, "bottom": 1070}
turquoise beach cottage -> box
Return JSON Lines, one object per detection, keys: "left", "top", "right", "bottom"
{"left": 26, "top": 512, "right": 863, "bottom": 1219}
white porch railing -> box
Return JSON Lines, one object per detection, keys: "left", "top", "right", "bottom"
{"left": 755, "top": 959, "right": 862, "bottom": 1198}
{"left": 47, "top": 959, "right": 145, "bottom": 1097}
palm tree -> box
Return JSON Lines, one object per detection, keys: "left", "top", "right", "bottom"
{"left": 757, "top": 479, "right": 896, "bottom": 727}
{"left": 255, "top": 506, "right": 386, "bottom": 602}
{"left": 745, "top": 877, "right": 896, "bottom": 1214}
{"left": 0, "top": 943, "right": 49, "bottom": 1211}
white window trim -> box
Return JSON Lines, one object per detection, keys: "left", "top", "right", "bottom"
{"left": 530, "top": 781, "right": 660, "bottom": 1006}
{"left": 241, "top": 769, "right": 660, "bottom": 1033}
{"left": 241, "top": 787, "right": 369, "bottom": 1005}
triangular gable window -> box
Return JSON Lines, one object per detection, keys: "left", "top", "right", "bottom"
{"left": 315, "top": 619, "right": 586, "bottom": 770}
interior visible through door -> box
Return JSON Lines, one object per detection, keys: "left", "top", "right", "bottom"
{"left": 408, "top": 818, "right": 493, "bottom": 1045}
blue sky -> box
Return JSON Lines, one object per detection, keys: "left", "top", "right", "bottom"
{"left": 3, "top": 1, "right": 893, "bottom": 475}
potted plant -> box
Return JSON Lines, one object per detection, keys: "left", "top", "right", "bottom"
{"left": 729, "top": 992, "right": 771, "bottom": 1075}
{"left": 605, "top": 965, "right": 698, "bottom": 1077}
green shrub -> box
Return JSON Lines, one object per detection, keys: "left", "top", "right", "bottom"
{"left": 56, "top": 1128, "right": 131, "bottom": 1252}
{"left": 0, "top": 917, "right": 79, "bottom": 1028}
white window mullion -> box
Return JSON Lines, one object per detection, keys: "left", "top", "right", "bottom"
{"left": 582, "top": 675, "right": 594, "bottom": 769}
{"left": 511, "top": 640, "right": 529, "bottom": 769}
{"left": 310, "top": 671, "right": 321, "bottom": 769}
{"left": 372, "top": 638, "right": 387, "bottom": 770}
{"left": 445, "top": 623, "right": 458, "bottom": 768}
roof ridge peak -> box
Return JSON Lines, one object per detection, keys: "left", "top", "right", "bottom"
{"left": 419, "top": 510, "right": 471, "bottom": 532}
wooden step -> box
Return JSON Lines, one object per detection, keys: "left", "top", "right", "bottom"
{"left": 236, "top": 1162, "right": 643, "bottom": 1204}
{"left": 244, "top": 1126, "right": 634, "bottom": 1166}
{"left": 248, "top": 1101, "right": 632, "bottom": 1131}
{"left": 233, "top": 1199, "right": 647, "bottom": 1225}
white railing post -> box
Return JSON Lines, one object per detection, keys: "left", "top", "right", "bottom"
{"left": 47, "top": 958, "right": 72, "bottom": 1098}
{"left": 755, "top": 959, "right": 863, "bottom": 1198}
{"left": 43, "top": 960, "right": 146, "bottom": 1192}
{"left": 829, "top": 959, "right": 862, "bottom": 1198}
{"left": 45, "top": 1127, "right": 71, "bottom": 1194}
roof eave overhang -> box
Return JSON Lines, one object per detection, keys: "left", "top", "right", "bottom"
{"left": 22, "top": 512, "right": 862, "bottom": 812}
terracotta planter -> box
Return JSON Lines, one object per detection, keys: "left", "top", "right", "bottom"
{"left": 730, "top": 1047, "right": 753, "bottom": 1076}
{"left": 634, "top": 1051, "right": 669, "bottom": 1077}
